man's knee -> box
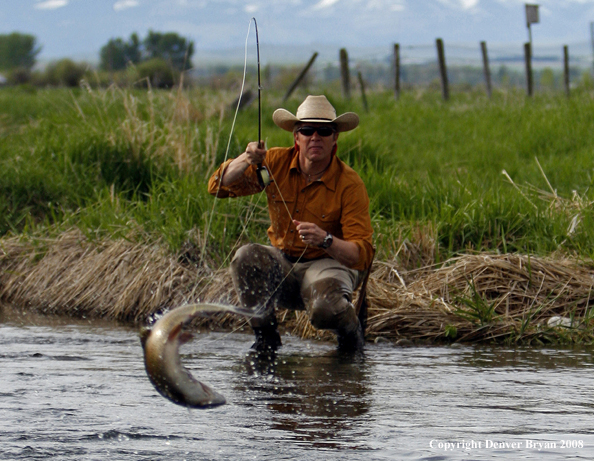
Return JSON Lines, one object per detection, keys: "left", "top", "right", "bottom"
{"left": 231, "top": 243, "right": 268, "bottom": 271}
{"left": 231, "top": 244, "right": 282, "bottom": 308}
{"left": 231, "top": 244, "right": 280, "bottom": 283}
{"left": 307, "top": 279, "right": 357, "bottom": 331}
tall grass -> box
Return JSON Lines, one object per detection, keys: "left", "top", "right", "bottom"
{"left": 1, "top": 84, "right": 594, "bottom": 266}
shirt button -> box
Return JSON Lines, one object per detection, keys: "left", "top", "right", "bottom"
{"left": 272, "top": 194, "right": 276, "bottom": 198}
{"left": 322, "top": 214, "right": 325, "bottom": 218}
{"left": 301, "top": 189, "right": 305, "bottom": 193}
{"left": 290, "top": 229, "right": 294, "bottom": 233}
{"left": 295, "top": 209, "right": 299, "bottom": 213}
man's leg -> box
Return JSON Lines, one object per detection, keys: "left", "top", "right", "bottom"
{"left": 230, "top": 244, "right": 302, "bottom": 352}
{"left": 300, "top": 259, "right": 365, "bottom": 352}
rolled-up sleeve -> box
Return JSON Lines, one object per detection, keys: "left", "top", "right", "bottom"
{"left": 340, "top": 182, "right": 374, "bottom": 271}
{"left": 207, "top": 160, "right": 263, "bottom": 198}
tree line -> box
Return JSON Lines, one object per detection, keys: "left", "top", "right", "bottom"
{"left": 0, "top": 30, "right": 194, "bottom": 88}
{"left": 99, "top": 31, "right": 193, "bottom": 72}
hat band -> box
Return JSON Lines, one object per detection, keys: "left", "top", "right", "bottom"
{"left": 298, "top": 117, "right": 333, "bottom": 122}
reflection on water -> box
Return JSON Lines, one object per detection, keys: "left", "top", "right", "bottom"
{"left": 2, "top": 303, "right": 594, "bottom": 460}
{"left": 238, "top": 351, "right": 371, "bottom": 449}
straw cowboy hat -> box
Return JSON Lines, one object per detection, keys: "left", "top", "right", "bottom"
{"left": 273, "top": 95, "right": 359, "bottom": 133}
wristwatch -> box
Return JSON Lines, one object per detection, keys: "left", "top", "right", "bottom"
{"left": 320, "top": 233, "right": 333, "bottom": 249}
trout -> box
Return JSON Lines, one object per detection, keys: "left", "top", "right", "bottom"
{"left": 141, "top": 303, "right": 251, "bottom": 408}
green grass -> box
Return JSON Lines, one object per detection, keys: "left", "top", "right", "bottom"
{"left": 2, "top": 84, "right": 594, "bottom": 265}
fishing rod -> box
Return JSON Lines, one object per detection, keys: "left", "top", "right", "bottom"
{"left": 253, "top": 17, "right": 271, "bottom": 189}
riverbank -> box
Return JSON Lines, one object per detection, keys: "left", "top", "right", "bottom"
{"left": 2, "top": 86, "right": 594, "bottom": 344}
{"left": 2, "top": 229, "right": 593, "bottom": 345}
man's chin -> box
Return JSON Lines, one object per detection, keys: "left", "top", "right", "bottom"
{"left": 307, "top": 148, "right": 325, "bottom": 157}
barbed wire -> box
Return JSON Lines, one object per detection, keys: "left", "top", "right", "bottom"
{"left": 191, "top": 38, "right": 594, "bottom": 90}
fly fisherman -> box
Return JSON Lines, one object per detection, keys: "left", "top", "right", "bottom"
{"left": 208, "top": 95, "right": 374, "bottom": 353}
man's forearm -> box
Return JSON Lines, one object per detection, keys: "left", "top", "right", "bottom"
{"left": 325, "top": 237, "right": 360, "bottom": 268}
{"left": 221, "top": 153, "right": 251, "bottom": 186}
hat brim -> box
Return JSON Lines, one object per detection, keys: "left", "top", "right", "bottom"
{"left": 273, "top": 109, "right": 359, "bottom": 133}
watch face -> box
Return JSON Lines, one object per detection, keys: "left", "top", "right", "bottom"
{"left": 322, "top": 233, "right": 333, "bottom": 248}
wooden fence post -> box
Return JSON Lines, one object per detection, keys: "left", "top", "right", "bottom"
{"left": 357, "top": 71, "right": 369, "bottom": 112}
{"left": 524, "top": 42, "right": 533, "bottom": 97}
{"left": 436, "top": 38, "right": 449, "bottom": 101}
{"left": 340, "top": 48, "right": 351, "bottom": 99}
{"left": 283, "top": 52, "right": 319, "bottom": 102}
{"left": 563, "top": 45, "right": 570, "bottom": 97}
{"left": 393, "top": 43, "right": 401, "bottom": 100}
{"left": 480, "top": 41, "right": 492, "bottom": 99}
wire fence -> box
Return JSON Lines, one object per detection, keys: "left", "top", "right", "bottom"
{"left": 193, "top": 39, "right": 594, "bottom": 95}
{"left": 188, "top": 41, "right": 594, "bottom": 98}
{"left": 317, "top": 40, "right": 594, "bottom": 91}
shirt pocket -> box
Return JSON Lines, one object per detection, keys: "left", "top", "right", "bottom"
{"left": 269, "top": 191, "right": 295, "bottom": 209}
{"left": 306, "top": 204, "right": 341, "bottom": 233}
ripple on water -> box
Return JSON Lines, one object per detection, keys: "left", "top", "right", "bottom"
{"left": 2, "top": 304, "right": 594, "bottom": 460}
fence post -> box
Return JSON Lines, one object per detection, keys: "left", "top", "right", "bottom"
{"left": 563, "top": 45, "right": 570, "bottom": 97}
{"left": 339, "top": 48, "right": 351, "bottom": 99}
{"left": 393, "top": 43, "right": 401, "bottom": 100}
{"left": 283, "top": 52, "right": 319, "bottom": 102}
{"left": 480, "top": 41, "right": 492, "bottom": 99}
{"left": 524, "top": 42, "right": 533, "bottom": 97}
{"left": 436, "top": 38, "right": 449, "bottom": 101}
{"left": 357, "top": 71, "right": 369, "bottom": 112}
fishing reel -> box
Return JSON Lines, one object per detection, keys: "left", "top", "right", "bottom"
{"left": 256, "top": 164, "right": 272, "bottom": 188}
{"left": 255, "top": 139, "right": 271, "bottom": 189}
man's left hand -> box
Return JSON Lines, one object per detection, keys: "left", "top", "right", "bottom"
{"left": 293, "top": 220, "right": 326, "bottom": 247}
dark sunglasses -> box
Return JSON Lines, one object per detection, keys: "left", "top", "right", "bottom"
{"left": 296, "top": 126, "right": 336, "bottom": 137}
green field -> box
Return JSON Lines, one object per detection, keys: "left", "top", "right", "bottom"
{"left": 2, "top": 85, "right": 594, "bottom": 264}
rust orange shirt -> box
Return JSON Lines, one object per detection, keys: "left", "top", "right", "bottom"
{"left": 208, "top": 146, "right": 374, "bottom": 271}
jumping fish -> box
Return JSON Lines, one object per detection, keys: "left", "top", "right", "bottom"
{"left": 140, "top": 303, "right": 251, "bottom": 408}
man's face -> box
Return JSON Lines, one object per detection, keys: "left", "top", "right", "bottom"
{"left": 293, "top": 123, "right": 339, "bottom": 164}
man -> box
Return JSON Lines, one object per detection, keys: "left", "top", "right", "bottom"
{"left": 208, "top": 95, "right": 374, "bottom": 353}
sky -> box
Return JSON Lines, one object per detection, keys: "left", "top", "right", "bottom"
{"left": 0, "top": 0, "right": 594, "bottom": 64}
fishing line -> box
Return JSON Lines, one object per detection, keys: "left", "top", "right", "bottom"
{"left": 199, "top": 17, "right": 300, "bottom": 275}
{"left": 190, "top": 18, "right": 308, "bottom": 341}
{"left": 199, "top": 17, "right": 257, "bottom": 267}
{"left": 202, "top": 17, "right": 273, "bottom": 272}
{"left": 264, "top": 161, "right": 295, "bottom": 230}
{"left": 144, "top": 20, "right": 319, "bottom": 392}
{"left": 186, "top": 17, "right": 265, "bottom": 335}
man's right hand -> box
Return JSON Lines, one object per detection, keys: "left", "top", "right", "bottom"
{"left": 220, "top": 141, "right": 266, "bottom": 186}
{"left": 244, "top": 141, "right": 267, "bottom": 165}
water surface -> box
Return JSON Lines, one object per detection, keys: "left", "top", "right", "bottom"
{"left": 2, "top": 304, "right": 594, "bottom": 460}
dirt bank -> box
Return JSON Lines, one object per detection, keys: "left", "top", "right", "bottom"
{"left": 2, "top": 229, "right": 593, "bottom": 344}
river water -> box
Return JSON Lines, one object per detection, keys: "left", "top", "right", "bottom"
{"left": 1, "top": 304, "right": 594, "bottom": 461}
